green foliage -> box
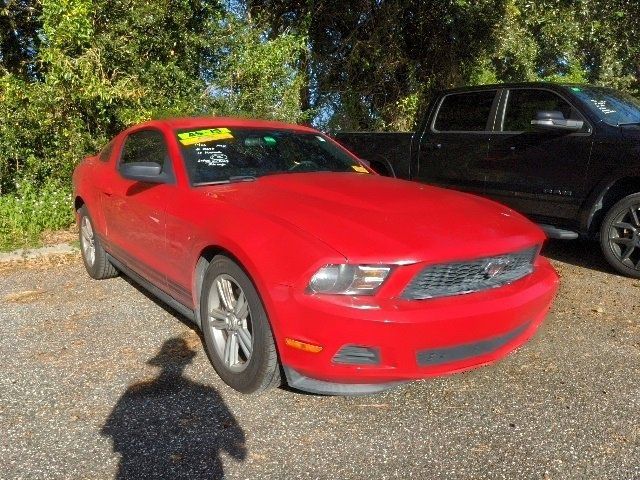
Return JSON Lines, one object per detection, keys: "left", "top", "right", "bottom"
{"left": 2, "top": 0, "right": 640, "bottom": 250}
{"left": 0, "top": 0, "right": 309, "bottom": 250}
{"left": 0, "top": 0, "right": 42, "bottom": 79}
{"left": 209, "top": 18, "right": 310, "bottom": 122}
{"left": 251, "top": 0, "right": 640, "bottom": 131}
{"left": 0, "top": 180, "right": 74, "bottom": 251}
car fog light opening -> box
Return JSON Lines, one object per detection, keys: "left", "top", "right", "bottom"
{"left": 307, "top": 264, "right": 391, "bottom": 295}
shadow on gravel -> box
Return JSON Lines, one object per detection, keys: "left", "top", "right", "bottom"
{"left": 101, "top": 337, "right": 246, "bottom": 479}
{"left": 542, "top": 238, "right": 614, "bottom": 275}
{"left": 120, "top": 275, "right": 195, "bottom": 328}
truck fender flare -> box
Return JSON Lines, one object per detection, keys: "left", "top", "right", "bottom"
{"left": 580, "top": 168, "right": 640, "bottom": 234}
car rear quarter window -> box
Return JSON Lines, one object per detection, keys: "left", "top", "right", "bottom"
{"left": 434, "top": 91, "right": 497, "bottom": 132}
{"left": 98, "top": 139, "right": 115, "bottom": 162}
{"left": 503, "top": 89, "right": 587, "bottom": 132}
{"left": 120, "top": 130, "right": 169, "bottom": 167}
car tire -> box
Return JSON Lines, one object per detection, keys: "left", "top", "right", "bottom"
{"left": 600, "top": 193, "right": 640, "bottom": 278}
{"left": 200, "top": 255, "right": 281, "bottom": 393}
{"left": 78, "top": 206, "right": 118, "bottom": 280}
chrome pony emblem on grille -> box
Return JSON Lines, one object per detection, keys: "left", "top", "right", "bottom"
{"left": 482, "top": 258, "right": 511, "bottom": 279}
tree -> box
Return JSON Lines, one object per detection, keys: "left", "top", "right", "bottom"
{"left": 0, "top": 0, "right": 308, "bottom": 194}
{"left": 0, "top": 0, "right": 42, "bottom": 79}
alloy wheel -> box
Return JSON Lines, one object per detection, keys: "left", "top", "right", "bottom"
{"left": 608, "top": 203, "right": 640, "bottom": 270}
{"left": 80, "top": 216, "right": 96, "bottom": 267}
{"left": 206, "top": 274, "right": 254, "bottom": 372}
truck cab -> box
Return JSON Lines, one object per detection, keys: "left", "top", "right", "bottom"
{"left": 336, "top": 82, "right": 640, "bottom": 278}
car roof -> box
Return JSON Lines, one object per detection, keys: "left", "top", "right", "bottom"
{"left": 442, "top": 81, "right": 598, "bottom": 94}
{"left": 132, "top": 117, "right": 320, "bottom": 134}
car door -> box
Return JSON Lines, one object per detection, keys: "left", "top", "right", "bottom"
{"left": 414, "top": 89, "right": 499, "bottom": 195}
{"left": 485, "top": 87, "right": 593, "bottom": 224}
{"left": 101, "top": 128, "right": 175, "bottom": 289}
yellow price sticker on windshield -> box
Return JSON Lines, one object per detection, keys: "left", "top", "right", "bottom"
{"left": 178, "top": 128, "right": 233, "bottom": 145}
{"left": 352, "top": 165, "right": 369, "bottom": 173}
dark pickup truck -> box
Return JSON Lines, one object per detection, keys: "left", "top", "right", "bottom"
{"left": 336, "top": 82, "right": 640, "bottom": 278}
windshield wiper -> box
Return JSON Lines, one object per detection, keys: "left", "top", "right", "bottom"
{"left": 193, "top": 175, "right": 257, "bottom": 186}
{"left": 617, "top": 122, "right": 640, "bottom": 126}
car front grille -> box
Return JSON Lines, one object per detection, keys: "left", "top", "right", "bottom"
{"left": 402, "top": 247, "right": 538, "bottom": 300}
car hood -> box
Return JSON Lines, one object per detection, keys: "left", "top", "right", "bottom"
{"left": 204, "top": 172, "right": 545, "bottom": 263}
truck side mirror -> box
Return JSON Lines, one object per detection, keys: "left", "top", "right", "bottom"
{"left": 531, "top": 110, "right": 584, "bottom": 132}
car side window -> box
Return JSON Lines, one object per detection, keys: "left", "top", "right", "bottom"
{"left": 503, "top": 89, "right": 587, "bottom": 132}
{"left": 433, "top": 91, "right": 497, "bottom": 132}
{"left": 120, "top": 130, "right": 169, "bottom": 168}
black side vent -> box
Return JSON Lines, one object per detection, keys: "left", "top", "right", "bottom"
{"left": 332, "top": 345, "right": 380, "bottom": 365}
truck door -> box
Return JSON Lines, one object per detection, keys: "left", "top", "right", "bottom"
{"left": 485, "top": 87, "right": 593, "bottom": 224}
{"left": 415, "top": 89, "right": 499, "bottom": 195}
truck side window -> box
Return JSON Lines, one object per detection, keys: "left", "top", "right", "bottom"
{"left": 503, "top": 89, "right": 584, "bottom": 132}
{"left": 434, "top": 91, "right": 497, "bottom": 132}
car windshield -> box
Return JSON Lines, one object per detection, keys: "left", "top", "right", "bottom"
{"left": 176, "top": 127, "right": 367, "bottom": 185}
{"left": 569, "top": 86, "right": 640, "bottom": 126}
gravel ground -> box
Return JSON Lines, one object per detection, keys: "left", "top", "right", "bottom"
{"left": 0, "top": 240, "right": 638, "bottom": 480}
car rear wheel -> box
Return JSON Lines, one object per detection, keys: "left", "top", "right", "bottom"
{"left": 200, "top": 255, "right": 281, "bottom": 393}
{"left": 78, "top": 206, "right": 118, "bottom": 280}
{"left": 600, "top": 193, "right": 640, "bottom": 278}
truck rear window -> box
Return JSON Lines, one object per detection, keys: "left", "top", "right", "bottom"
{"left": 434, "top": 91, "right": 497, "bottom": 132}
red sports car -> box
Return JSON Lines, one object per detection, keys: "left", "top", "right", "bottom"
{"left": 73, "top": 117, "right": 559, "bottom": 395}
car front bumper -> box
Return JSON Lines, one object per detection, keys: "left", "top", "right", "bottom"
{"left": 273, "top": 257, "right": 559, "bottom": 394}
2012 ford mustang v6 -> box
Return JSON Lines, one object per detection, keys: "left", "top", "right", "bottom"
{"left": 73, "top": 118, "right": 559, "bottom": 395}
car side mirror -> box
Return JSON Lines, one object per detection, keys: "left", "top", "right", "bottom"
{"left": 531, "top": 110, "right": 584, "bottom": 132}
{"left": 119, "top": 162, "right": 169, "bottom": 183}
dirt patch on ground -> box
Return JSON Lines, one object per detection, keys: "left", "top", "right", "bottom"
{"left": 41, "top": 224, "right": 78, "bottom": 246}
{"left": 0, "top": 252, "right": 79, "bottom": 274}
{"left": 3, "top": 289, "right": 48, "bottom": 304}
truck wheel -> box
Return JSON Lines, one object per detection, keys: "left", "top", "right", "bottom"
{"left": 600, "top": 193, "right": 640, "bottom": 278}
{"left": 78, "top": 206, "right": 118, "bottom": 280}
{"left": 200, "top": 255, "right": 281, "bottom": 393}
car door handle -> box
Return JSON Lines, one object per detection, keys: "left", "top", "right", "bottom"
{"left": 425, "top": 143, "right": 442, "bottom": 150}
{"left": 103, "top": 189, "right": 113, "bottom": 197}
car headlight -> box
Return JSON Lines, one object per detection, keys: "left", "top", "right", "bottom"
{"left": 307, "top": 264, "right": 392, "bottom": 295}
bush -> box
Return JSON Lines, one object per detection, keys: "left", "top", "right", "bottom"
{"left": 0, "top": 0, "right": 309, "bottom": 251}
{"left": 0, "top": 180, "right": 74, "bottom": 251}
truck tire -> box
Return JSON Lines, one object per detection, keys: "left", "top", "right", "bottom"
{"left": 600, "top": 193, "right": 640, "bottom": 278}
